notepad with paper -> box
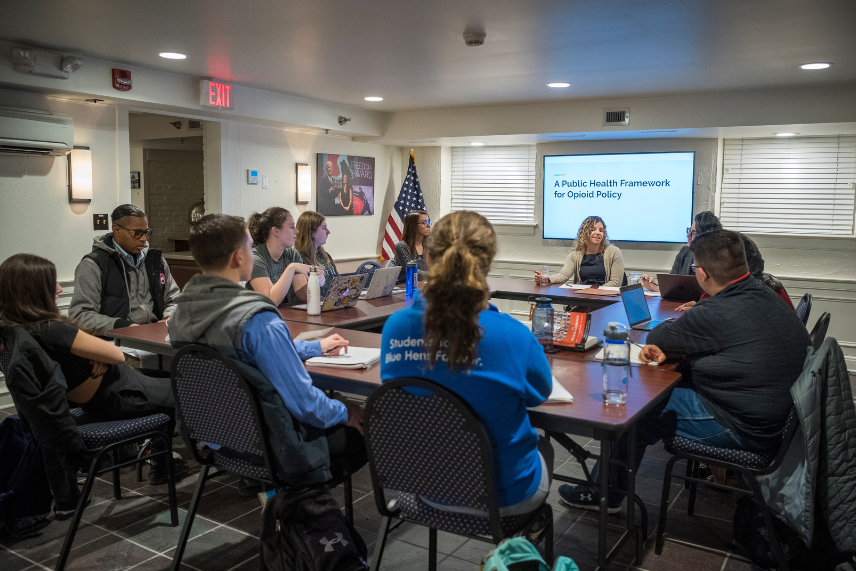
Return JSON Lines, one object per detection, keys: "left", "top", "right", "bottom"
{"left": 546, "top": 375, "right": 574, "bottom": 403}
{"left": 305, "top": 347, "right": 381, "bottom": 369}
{"left": 594, "top": 347, "right": 657, "bottom": 365}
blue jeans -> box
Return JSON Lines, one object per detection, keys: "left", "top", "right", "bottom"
{"left": 590, "top": 386, "right": 745, "bottom": 496}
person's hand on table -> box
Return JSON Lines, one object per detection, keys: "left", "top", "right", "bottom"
{"left": 345, "top": 402, "right": 364, "bottom": 435}
{"left": 320, "top": 334, "right": 349, "bottom": 355}
{"left": 129, "top": 323, "right": 139, "bottom": 327}
{"left": 641, "top": 274, "right": 659, "bottom": 291}
{"left": 289, "top": 262, "right": 313, "bottom": 277}
{"left": 533, "top": 271, "right": 549, "bottom": 286}
{"left": 639, "top": 344, "right": 666, "bottom": 365}
{"left": 676, "top": 301, "right": 696, "bottom": 312}
{"left": 89, "top": 360, "right": 108, "bottom": 378}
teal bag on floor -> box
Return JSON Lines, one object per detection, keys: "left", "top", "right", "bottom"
{"left": 482, "top": 537, "right": 579, "bottom": 571}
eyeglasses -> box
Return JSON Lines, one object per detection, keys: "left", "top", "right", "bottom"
{"left": 686, "top": 227, "right": 697, "bottom": 238}
{"left": 419, "top": 220, "right": 432, "bottom": 227}
{"left": 115, "top": 224, "right": 153, "bottom": 240}
{"left": 690, "top": 263, "right": 702, "bottom": 273}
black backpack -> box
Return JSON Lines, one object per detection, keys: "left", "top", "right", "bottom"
{"left": 259, "top": 486, "right": 368, "bottom": 571}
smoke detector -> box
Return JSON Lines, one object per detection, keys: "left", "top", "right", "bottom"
{"left": 463, "top": 31, "right": 486, "bottom": 47}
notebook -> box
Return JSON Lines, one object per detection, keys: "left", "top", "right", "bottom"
{"left": 545, "top": 376, "right": 574, "bottom": 403}
{"left": 304, "top": 347, "right": 381, "bottom": 369}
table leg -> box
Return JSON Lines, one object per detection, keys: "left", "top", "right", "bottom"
{"left": 598, "top": 438, "right": 612, "bottom": 568}
{"left": 625, "top": 425, "right": 642, "bottom": 565}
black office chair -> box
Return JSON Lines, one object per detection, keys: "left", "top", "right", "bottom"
{"left": 655, "top": 406, "right": 802, "bottom": 570}
{"left": 357, "top": 260, "right": 382, "bottom": 288}
{"left": 809, "top": 312, "right": 830, "bottom": 352}
{"left": 0, "top": 329, "right": 178, "bottom": 571}
{"left": 168, "top": 345, "right": 355, "bottom": 571}
{"left": 365, "top": 377, "right": 553, "bottom": 571}
{"left": 795, "top": 293, "right": 812, "bottom": 326}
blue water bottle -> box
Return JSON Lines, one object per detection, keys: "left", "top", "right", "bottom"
{"left": 405, "top": 261, "right": 418, "bottom": 299}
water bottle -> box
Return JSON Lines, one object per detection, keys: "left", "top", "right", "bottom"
{"left": 532, "top": 297, "right": 555, "bottom": 352}
{"left": 307, "top": 266, "right": 321, "bottom": 315}
{"left": 602, "top": 322, "right": 630, "bottom": 405}
{"left": 405, "top": 261, "right": 418, "bottom": 299}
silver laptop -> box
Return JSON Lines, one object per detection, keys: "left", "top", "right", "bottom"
{"left": 619, "top": 283, "right": 674, "bottom": 331}
{"left": 360, "top": 266, "right": 401, "bottom": 300}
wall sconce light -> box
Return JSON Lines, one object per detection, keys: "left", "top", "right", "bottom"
{"left": 68, "top": 146, "right": 93, "bottom": 203}
{"left": 296, "top": 163, "right": 311, "bottom": 204}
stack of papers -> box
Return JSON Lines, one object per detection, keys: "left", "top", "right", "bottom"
{"left": 559, "top": 284, "right": 621, "bottom": 292}
{"left": 546, "top": 375, "right": 574, "bottom": 403}
{"left": 294, "top": 327, "right": 333, "bottom": 341}
{"left": 594, "top": 347, "right": 657, "bottom": 366}
{"left": 305, "top": 347, "right": 381, "bottom": 369}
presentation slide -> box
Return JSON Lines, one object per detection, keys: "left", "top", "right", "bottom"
{"left": 543, "top": 152, "right": 695, "bottom": 242}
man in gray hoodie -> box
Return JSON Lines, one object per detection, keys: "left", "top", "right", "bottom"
{"left": 69, "top": 204, "right": 180, "bottom": 336}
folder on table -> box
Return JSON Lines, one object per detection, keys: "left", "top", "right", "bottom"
{"left": 305, "top": 347, "right": 381, "bottom": 369}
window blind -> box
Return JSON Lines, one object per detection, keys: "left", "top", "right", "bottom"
{"left": 451, "top": 145, "right": 536, "bottom": 224}
{"left": 720, "top": 136, "right": 856, "bottom": 235}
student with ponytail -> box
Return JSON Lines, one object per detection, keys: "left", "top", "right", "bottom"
{"left": 380, "top": 211, "right": 554, "bottom": 516}
{"left": 246, "top": 207, "right": 322, "bottom": 305}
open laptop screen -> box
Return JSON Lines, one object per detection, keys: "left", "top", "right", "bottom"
{"left": 620, "top": 284, "right": 651, "bottom": 326}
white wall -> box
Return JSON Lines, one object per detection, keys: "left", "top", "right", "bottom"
{"left": 0, "top": 90, "right": 125, "bottom": 281}
{"left": 209, "top": 122, "right": 402, "bottom": 260}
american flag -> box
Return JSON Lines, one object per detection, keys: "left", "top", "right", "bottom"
{"left": 381, "top": 152, "right": 426, "bottom": 260}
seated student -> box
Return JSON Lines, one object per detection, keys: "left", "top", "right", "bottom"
{"left": 641, "top": 211, "right": 722, "bottom": 291}
{"left": 381, "top": 211, "right": 554, "bottom": 516}
{"left": 69, "top": 204, "right": 180, "bottom": 336}
{"left": 558, "top": 230, "right": 812, "bottom": 513}
{"left": 0, "top": 254, "right": 176, "bottom": 487}
{"left": 295, "top": 211, "right": 339, "bottom": 298}
{"left": 168, "top": 214, "right": 366, "bottom": 487}
{"left": 534, "top": 215, "right": 625, "bottom": 286}
{"left": 246, "top": 207, "right": 323, "bottom": 305}
{"left": 393, "top": 210, "right": 430, "bottom": 282}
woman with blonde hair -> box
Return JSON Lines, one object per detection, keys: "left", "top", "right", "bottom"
{"left": 534, "top": 215, "right": 625, "bottom": 286}
{"left": 295, "top": 211, "right": 339, "bottom": 297}
{"left": 246, "top": 206, "right": 321, "bottom": 304}
{"left": 381, "top": 211, "right": 553, "bottom": 516}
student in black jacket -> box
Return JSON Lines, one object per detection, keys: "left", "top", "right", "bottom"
{"left": 559, "top": 230, "right": 811, "bottom": 513}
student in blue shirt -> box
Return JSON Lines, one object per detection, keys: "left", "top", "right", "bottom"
{"left": 381, "top": 211, "right": 554, "bottom": 516}
{"left": 168, "top": 214, "right": 366, "bottom": 489}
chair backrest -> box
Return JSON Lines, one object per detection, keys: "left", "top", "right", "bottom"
{"left": 171, "top": 344, "right": 284, "bottom": 486}
{"left": 357, "top": 261, "right": 382, "bottom": 288}
{"left": 795, "top": 293, "right": 812, "bottom": 325}
{"left": 364, "top": 377, "right": 504, "bottom": 537}
{"left": 809, "top": 312, "right": 831, "bottom": 352}
{"left": 760, "top": 406, "right": 801, "bottom": 475}
{"left": 385, "top": 259, "right": 396, "bottom": 269}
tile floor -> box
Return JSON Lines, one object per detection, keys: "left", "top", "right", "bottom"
{"left": 3, "top": 371, "right": 855, "bottom": 570}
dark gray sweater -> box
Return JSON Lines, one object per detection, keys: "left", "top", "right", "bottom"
{"left": 647, "top": 275, "right": 811, "bottom": 450}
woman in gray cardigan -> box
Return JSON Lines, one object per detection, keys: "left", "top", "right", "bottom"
{"left": 534, "top": 216, "right": 625, "bottom": 287}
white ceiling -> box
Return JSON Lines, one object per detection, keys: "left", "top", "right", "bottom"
{"left": 2, "top": 0, "right": 854, "bottom": 112}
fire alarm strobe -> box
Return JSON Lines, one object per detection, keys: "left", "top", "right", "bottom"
{"left": 112, "top": 68, "right": 132, "bottom": 91}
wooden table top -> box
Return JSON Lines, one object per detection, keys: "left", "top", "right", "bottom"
{"left": 277, "top": 289, "right": 415, "bottom": 329}
{"left": 487, "top": 277, "right": 621, "bottom": 309}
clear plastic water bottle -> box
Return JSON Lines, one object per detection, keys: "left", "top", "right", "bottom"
{"left": 405, "top": 261, "right": 418, "bottom": 299}
{"left": 532, "top": 297, "right": 555, "bottom": 352}
{"left": 602, "top": 322, "right": 630, "bottom": 405}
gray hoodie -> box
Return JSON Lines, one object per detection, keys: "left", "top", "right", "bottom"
{"left": 69, "top": 233, "right": 180, "bottom": 336}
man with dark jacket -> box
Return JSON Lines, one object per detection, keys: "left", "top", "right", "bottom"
{"left": 560, "top": 230, "right": 811, "bottom": 512}
{"left": 69, "top": 205, "right": 180, "bottom": 336}
{"left": 167, "top": 214, "right": 366, "bottom": 487}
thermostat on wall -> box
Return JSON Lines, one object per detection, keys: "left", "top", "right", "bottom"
{"left": 247, "top": 169, "right": 259, "bottom": 185}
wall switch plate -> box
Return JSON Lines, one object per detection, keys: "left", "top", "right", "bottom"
{"left": 263, "top": 175, "right": 268, "bottom": 188}
{"left": 247, "top": 169, "right": 259, "bottom": 185}
{"left": 93, "top": 214, "right": 108, "bottom": 230}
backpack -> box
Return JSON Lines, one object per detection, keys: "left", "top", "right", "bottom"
{"left": 733, "top": 497, "right": 850, "bottom": 570}
{"left": 482, "top": 537, "right": 579, "bottom": 571}
{"left": 259, "top": 486, "right": 368, "bottom": 571}
{"left": 0, "top": 416, "right": 53, "bottom": 536}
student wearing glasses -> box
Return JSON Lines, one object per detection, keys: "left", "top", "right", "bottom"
{"left": 640, "top": 211, "right": 721, "bottom": 291}
{"left": 69, "top": 204, "right": 180, "bottom": 336}
{"left": 393, "top": 210, "right": 431, "bottom": 281}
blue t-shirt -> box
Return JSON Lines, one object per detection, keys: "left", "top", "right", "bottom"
{"left": 380, "top": 293, "right": 553, "bottom": 507}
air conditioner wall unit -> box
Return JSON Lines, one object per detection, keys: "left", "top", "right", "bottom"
{"left": 0, "top": 106, "right": 74, "bottom": 156}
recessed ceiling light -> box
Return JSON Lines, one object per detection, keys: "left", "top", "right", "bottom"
{"left": 775, "top": 132, "right": 799, "bottom": 137}
{"left": 470, "top": 142, "right": 486, "bottom": 146}
{"left": 800, "top": 62, "right": 831, "bottom": 70}
{"left": 547, "top": 82, "right": 571, "bottom": 88}
{"left": 159, "top": 52, "right": 187, "bottom": 60}
{"left": 364, "top": 96, "right": 383, "bottom": 102}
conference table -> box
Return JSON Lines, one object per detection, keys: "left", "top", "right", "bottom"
{"left": 107, "top": 280, "right": 686, "bottom": 570}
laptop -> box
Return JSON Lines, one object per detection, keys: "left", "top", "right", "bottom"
{"left": 619, "top": 283, "right": 673, "bottom": 331}
{"left": 657, "top": 274, "right": 704, "bottom": 303}
{"left": 360, "top": 266, "right": 401, "bottom": 300}
{"left": 314, "top": 274, "right": 368, "bottom": 312}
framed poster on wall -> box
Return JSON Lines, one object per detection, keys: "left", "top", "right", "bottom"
{"left": 316, "top": 153, "right": 374, "bottom": 216}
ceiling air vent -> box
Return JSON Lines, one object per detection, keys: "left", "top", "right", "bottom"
{"left": 603, "top": 108, "right": 630, "bottom": 126}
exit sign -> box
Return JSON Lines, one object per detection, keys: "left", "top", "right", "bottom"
{"left": 200, "top": 79, "right": 234, "bottom": 109}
